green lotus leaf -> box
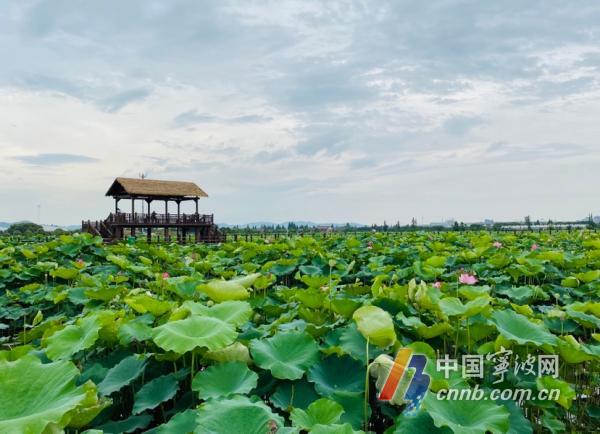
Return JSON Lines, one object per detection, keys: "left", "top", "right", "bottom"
{"left": 487, "top": 253, "right": 511, "bottom": 269}
{"left": 536, "top": 376, "right": 575, "bottom": 409}
{"left": 307, "top": 355, "right": 364, "bottom": 395}
{"left": 133, "top": 374, "right": 179, "bottom": 414}
{"left": 557, "top": 335, "right": 598, "bottom": 363}
{"left": 250, "top": 331, "right": 319, "bottom": 380}
{"left": 182, "top": 300, "right": 252, "bottom": 327}
{"left": 154, "top": 409, "right": 198, "bottom": 434}
{"left": 45, "top": 315, "right": 102, "bottom": 360}
{"left": 0, "top": 357, "right": 87, "bottom": 434}
{"left": 195, "top": 395, "right": 285, "bottom": 434}
{"left": 391, "top": 410, "right": 451, "bottom": 433}
{"left": 329, "top": 390, "right": 366, "bottom": 429}
{"left": 424, "top": 392, "right": 510, "bottom": 434}
{"left": 490, "top": 310, "right": 559, "bottom": 347}
{"left": 206, "top": 341, "right": 251, "bottom": 364}
{"left": 152, "top": 316, "right": 237, "bottom": 354}
{"left": 192, "top": 361, "right": 258, "bottom": 399}
{"left": 270, "top": 379, "right": 320, "bottom": 411}
{"left": 329, "top": 295, "right": 362, "bottom": 318}
{"left": 500, "top": 399, "right": 533, "bottom": 434}
{"left": 0, "top": 344, "right": 35, "bottom": 361}
{"left": 105, "top": 253, "right": 130, "bottom": 269}
{"left": 458, "top": 285, "right": 491, "bottom": 300}
{"left": 417, "top": 322, "right": 453, "bottom": 339}
{"left": 336, "top": 324, "right": 383, "bottom": 364}
{"left": 50, "top": 267, "right": 79, "bottom": 280}
{"left": 66, "top": 381, "right": 111, "bottom": 429}
{"left": 352, "top": 305, "right": 397, "bottom": 348}
{"left": 230, "top": 272, "right": 261, "bottom": 287}
{"left": 439, "top": 296, "right": 490, "bottom": 318}
{"left": 269, "top": 262, "right": 297, "bottom": 276}
{"left": 291, "top": 398, "right": 344, "bottom": 430}
{"left": 197, "top": 278, "right": 251, "bottom": 302}
{"left": 295, "top": 289, "right": 327, "bottom": 309}
{"left": 565, "top": 304, "right": 600, "bottom": 328}
{"left": 124, "top": 294, "right": 174, "bottom": 316}
{"left": 495, "top": 286, "right": 536, "bottom": 304}
{"left": 98, "top": 414, "right": 153, "bottom": 434}
{"left": 541, "top": 411, "right": 565, "bottom": 434}
{"left": 311, "top": 423, "right": 365, "bottom": 434}
{"left": 98, "top": 354, "right": 147, "bottom": 396}
{"left": 117, "top": 313, "right": 154, "bottom": 345}
{"left": 561, "top": 277, "right": 579, "bottom": 288}
{"left": 575, "top": 269, "right": 600, "bottom": 283}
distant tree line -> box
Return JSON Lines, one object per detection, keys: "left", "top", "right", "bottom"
{"left": 220, "top": 216, "right": 597, "bottom": 235}
{"left": 0, "top": 222, "right": 72, "bottom": 237}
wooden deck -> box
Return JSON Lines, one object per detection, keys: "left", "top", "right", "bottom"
{"left": 82, "top": 212, "right": 224, "bottom": 243}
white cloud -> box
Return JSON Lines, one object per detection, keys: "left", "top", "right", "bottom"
{"left": 1, "top": 0, "right": 600, "bottom": 225}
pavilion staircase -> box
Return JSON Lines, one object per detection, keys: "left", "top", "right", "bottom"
{"left": 81, "top": 218, "right": 114, "bottom": 242}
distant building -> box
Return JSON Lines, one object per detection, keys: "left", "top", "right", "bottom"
{"left": 429, "top": 219, "right": 455, "bottom": 228}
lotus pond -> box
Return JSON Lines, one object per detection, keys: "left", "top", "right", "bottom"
{"left": 0, "top": 231, "right": 598, "bottom": 433}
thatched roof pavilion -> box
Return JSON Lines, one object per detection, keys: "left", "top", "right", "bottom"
{"left": 82, "top": 177, "right": 223, "bottom": 243}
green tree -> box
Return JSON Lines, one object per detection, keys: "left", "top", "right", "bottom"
{"left": 524, "top": 215, "right": 531, "bottom": 230}
{"left": 6, "top": 222, "right": 45, "bottom": 235}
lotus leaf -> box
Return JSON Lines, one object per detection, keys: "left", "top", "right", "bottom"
{"left": 192, "top": 361, "right": 258, "bottom": 399}
{"left": 352, "top": 305, "right": 396, "bottom": 348}
{"left": 98, "top": 354, "right": 147, "bottom": 395}
{"left": 291, "top": 398, "right": 344, "bottom": 430}
{"left": 45, "top": 315, "right": 102, "bottom": 360}
{"left": 133, "top": 374, "right": 179, "bottom": 414}
{"left": 195, "top": 395, "right": 285, "bottom": 434}
{"left": 251, "top": 331, "right": 319, "bottom": 380}
{"left": 424, "top": 393, "right": 510, "bottom": 434}
{"left": 490, "top": 310, "right": 559, "bottom": 347}
{"left": 152, "top": 316, "right": 237, "bottom": 353}
{"left": 0, "top": 357, "right": 87, "bottom": 434}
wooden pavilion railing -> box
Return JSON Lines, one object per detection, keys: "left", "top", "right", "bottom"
{"left": 107, "top": 212, "right": 214, "bottom": 225}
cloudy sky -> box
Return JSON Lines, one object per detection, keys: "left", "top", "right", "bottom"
{"left": 1, "top": 1, "right": 600, "bottom": 226}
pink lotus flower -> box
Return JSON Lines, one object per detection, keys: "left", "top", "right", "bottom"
{"left": 433, "top": 281, "right": 442, "bottom": 289}
{"left": 493, "top": 241, "right": 503, "bottom": 249}
{"left": 531, "top": 243, "right": 539, "bottom": 251}
{"left": 367, "top": 241, "right": 373, "bottom": 250}
{"left": 459, "top": 273, "right": 478, "bottom": 285}
{"left": 162, "top": 272, "right": 170, "bottom": 279}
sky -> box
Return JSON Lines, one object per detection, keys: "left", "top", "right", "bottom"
{"left": 1, "top": 1, "right": 600, "bottom": 226}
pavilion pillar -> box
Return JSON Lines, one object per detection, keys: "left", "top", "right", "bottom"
{"left": 164, "top": 200, "right": 169, "bottom": 242}
{"left": 147, "top": 227, "right": 152, "bottom": 242}
{"left": 176, "top": 200, "right": 181, "bottom": 242}
{"left": 146, "top": 199, "right": 152, "bottom": 223}
{"left": 195, "top": 198, "right": 198, "bottom": 214}
{"left": 115, "top": 198, "right": 120, "bottom": 215}
{"left": 131, "top": 198, "right": 136, "bottom": 236}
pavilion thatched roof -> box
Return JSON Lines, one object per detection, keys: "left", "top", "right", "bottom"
{"left": 106, "top": 177, "right": 208, "bottom": 199}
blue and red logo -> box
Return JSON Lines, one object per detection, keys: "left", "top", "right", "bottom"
{"left": 377, "top": 348, "right": 430, "bottom": 413}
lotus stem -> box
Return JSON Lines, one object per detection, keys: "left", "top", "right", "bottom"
{"left": 364, "top": 337, "right": 370, "bottom": 431}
